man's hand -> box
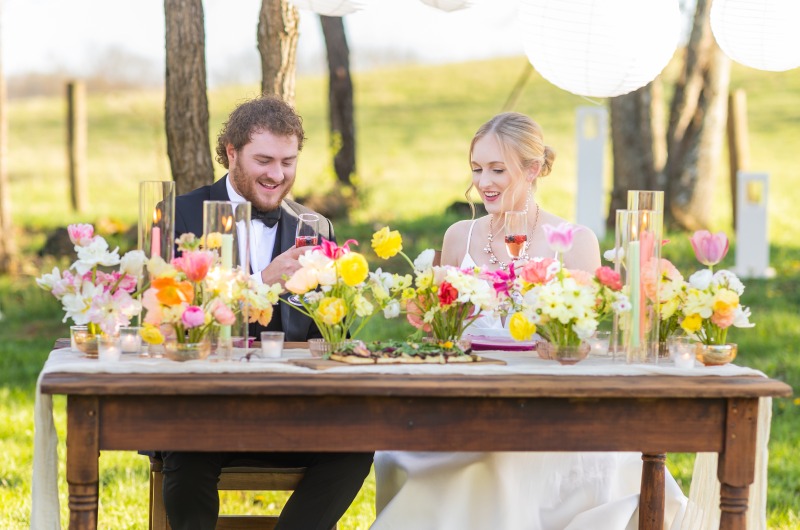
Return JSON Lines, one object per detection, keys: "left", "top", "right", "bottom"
{"left": 260, "top": 246, "right": 308, "bottom": 287}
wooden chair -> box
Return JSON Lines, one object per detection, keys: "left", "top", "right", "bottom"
{"left": 149, "top": 456, "right": 335, "bottom": 530}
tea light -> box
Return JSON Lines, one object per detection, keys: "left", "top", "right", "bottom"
{"left": 119, "top": 327, "right": 142, "bottom": 354}
{"left": 261, "top": 331, "right": 284, "bottom": 358}
{"left": 588, "top": 331, "right": 611, "bottom": 357}
{"left": 673, "top": 350, "right": 696, "bottom": 370}
{"left": 98, "top": 338, "right": 122, "bottom": 362}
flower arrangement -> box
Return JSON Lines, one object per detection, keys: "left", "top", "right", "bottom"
{"left": 507, "top": 223, "right": 630, "bottom": 347}
{"left": 140, "top": 233, "right": 281, "bottom": 345}
{"left": 36, "top": 223, "right": 145, "bottom": 335}
{"left": 371, "top": 227, "right": 507, "bottom": 343}
{"left": 678, "top": 230, "right": 754, "bottom": 345}
{"left": 283, "top": 229, "right": 411, "bottom": 346}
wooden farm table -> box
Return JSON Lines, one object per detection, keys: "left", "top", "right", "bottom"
{"left": 37, "top": 346, "right": 791, "bottom": 530}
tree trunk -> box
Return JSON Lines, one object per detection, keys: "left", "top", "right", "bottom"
{"left": 164, "top": 0, "right": 214, "bottom": 195}
{"left": 320, "top": 15, "right": 356, "bottom": 189}
{"left": 0, "top": 10, "right": 18, "bottom": 274}
{"left": 664, "top": 0, "right": 731, "bottom": 230}
{"left": 607, "top": 79, "right": 666, "bottom": 228}
{"left": 257, "top": 0, "right": 299, "bottom": 104}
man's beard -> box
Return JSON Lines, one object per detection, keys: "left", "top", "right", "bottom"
{"left": 230, "top": 160, "right": 287, "bottom": 212}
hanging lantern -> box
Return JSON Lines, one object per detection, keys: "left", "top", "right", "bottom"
{"left": 419, "top": 0, "right": 475, "bottom": 12}
{"left": 519, "top": 0, "right": 681, "bottom": 98}
{"left": 288, "top": 0, "right": 367, "bottom": 17}
{"left": 711, "top": 0, "right": 800, "bottom": 72}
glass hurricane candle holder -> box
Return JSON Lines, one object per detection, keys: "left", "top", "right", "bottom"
{"left": 139, "top": 181, "right": 175, "bottom": 262}
{"left": 204, "top": 201, "right": 252, "bottom": 358}
{"left": 614, "top": 208, "right": 663, "bottom": 364}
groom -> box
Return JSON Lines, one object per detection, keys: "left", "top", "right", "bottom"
{"left": 163, "top": 95, "right": 373, "bottom": 530}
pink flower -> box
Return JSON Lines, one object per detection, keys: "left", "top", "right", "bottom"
{"left": 568, "top": 269, "right": 593, "bottom": 286}
{"left": 596, "top": 266, "right": 622, "bottom": 291}
{"left": 181, "top": 305, "right": 206, "bottom": 328}
{"left": 542, "top": 223, "right": 581, "bottom": 254}
{"left": 67, "top": 224, "right": 94, "bottom": 246}
{"left": 690, "top": 230, "right": 729, "bottom": 267}
{"left": 210, "top": 300, "right": 236, "bottom": 325}
{"left": 711, "top": 310, "right": 736, "bottom": 329}
{"left": 141, "top": 288, "right": 164, "bottom": 326}
{"left": 482, "top": 263, "right": 516, "bottom": 297}
{"left": 172, "top": 250, "right": 215, "bottom": 282}
{"left": 404, "top": 297, "right": 431, "bottom": 332}
{"left": 520, "top": 258, "right": 556, "bottom": 285}
{"left": 314, "top": 238, "right": 357, "bottom": 260}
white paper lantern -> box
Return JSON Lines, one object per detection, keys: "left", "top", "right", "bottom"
{"left": 711, "top": 0, "right": 800, "bottom": 72}
{"left": 519, "top": 0, "right": 681, "bottom": 98}
{"left": 419, "top": 0, "right": 475, "bottom": 12}
{"left": 289, "top": 0, "right": 367, "bottom": 17}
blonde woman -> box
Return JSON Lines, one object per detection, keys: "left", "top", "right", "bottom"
{"left": 371, "top": 113, "right": 686, "bottom": 530}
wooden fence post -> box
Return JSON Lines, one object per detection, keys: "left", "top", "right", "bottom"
{"left": 67, "top": 81, "right": 88, "bottom": 213}
{"left": 727, "top": 89, "right": 749, "bottom": 231}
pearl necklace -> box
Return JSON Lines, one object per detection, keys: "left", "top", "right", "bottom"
{"left": 483, "top": 204, "right": 540, "bottom": 270}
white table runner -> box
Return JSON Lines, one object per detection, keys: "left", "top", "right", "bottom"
{"left": 31, "top": 347, "right": 771, "bottom": 530}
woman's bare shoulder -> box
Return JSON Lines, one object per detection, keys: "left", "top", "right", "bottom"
{"left": 441, "top": 219, "right": 480, "bottom": 267}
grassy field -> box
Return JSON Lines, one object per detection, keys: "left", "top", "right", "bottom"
{"left": 2, "top": 55, "right": 799, "bottom": 528}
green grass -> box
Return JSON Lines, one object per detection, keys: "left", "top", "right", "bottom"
{"left": 3, "top": 55, "right": 799, "bottom": 528}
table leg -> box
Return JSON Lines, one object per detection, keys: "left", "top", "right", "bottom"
{"left": 67, "top": 396, "right": 99, "bottom": 530}
{"left": 639, "top": 453, "right": 666, "bottom": 530}
{"left": 717, "top": 398, "right": 759, "bottom": 530}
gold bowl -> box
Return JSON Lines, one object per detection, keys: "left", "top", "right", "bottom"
{"left": 695, "top": 343, "right": 737, "bottom": 366}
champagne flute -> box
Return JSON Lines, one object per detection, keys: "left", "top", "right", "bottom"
{"left": 295, "top": 213, "right": 320, "bottom": 248}
{"left": 504, "top": 211, "right": 528, "bottom": 259}
{"left": 288, "top": 213, "right": 320, "bottom": 306}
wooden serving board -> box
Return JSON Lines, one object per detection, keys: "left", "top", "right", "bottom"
{"left": 290, "top": 356, "right": 506, "bottom": 370}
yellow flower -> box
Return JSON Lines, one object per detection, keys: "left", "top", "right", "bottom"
{"left": 140, "top": 324, "right": 164, "bottom": 345}
{"left": 249, "top": 305, "right": 274, "bottom": 327}
{"left": 316, "top": 297, "right": 347, "bottom": 325}
{"left": 681, "top": 313, "right": 703, "bottom": 333}
{"left": 713, "top": 289, "right": 739, "bottom": 316}
{"left": 401, "top": 287, "right": 417, "bottom": 300}
{"left": 371, "top": 227, "right": 403, "bottom": 259}
{"left": 509, "top": 312, "right": 537, "bottom": 341}
{"left": 338, "top": 252, "right": 369, "bottom": 286}
{"left": 204, "top": 232, "right": 222, "bottom": 249}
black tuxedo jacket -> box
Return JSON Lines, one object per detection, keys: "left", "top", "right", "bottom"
{"left": 174, "top": 175, "right": 335, "bottom": 342}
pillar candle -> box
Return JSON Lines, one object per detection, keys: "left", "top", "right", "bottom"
{"left": 150, "top": 226, "right": 161, "bottom": 259}
{"left": 627, "top": 241, "right": 641, "bottom": 348}
{"left": 219, "top": 232, "right": 234, "bottom": 341}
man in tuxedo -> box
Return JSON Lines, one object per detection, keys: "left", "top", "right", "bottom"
{"left": 162, "top": 95, "right": 373, "bottom": 530}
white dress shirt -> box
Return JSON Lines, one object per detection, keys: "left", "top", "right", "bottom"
{"left": 226, "top": 178, "right": 278, "bottom": 285}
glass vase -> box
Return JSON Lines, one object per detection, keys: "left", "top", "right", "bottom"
{"left": 695, "top": 343, "right": 738, "bottom": 366}
{"left": 164, "top": 338, "right": 212, "bottom": 362}
{"left": 204, "top": 201, "right": 252, "bottom": 357}
{"left": 308, "top": 338, "right": 350, "bottom": 359}
{"left": 537, "top": 341, "right": 591, "bottom": 365}
{"left": 139, "top": 181, "right": 176, "bottom": 262}
{"left": 614, "top": 206, "right": 663, "bottom": 364}
{"left": 72, "top": 328, "right": 101, "bottom": 358}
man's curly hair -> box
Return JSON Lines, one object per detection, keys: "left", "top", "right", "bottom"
{"left": 215, "top": 95, "right": 306, "bottom": 169}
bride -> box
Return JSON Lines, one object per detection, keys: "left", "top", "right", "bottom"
{"left": 371, "top": 112, "right": 687, "bottom": 530}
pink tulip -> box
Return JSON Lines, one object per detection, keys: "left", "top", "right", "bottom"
{"left": 690, "top": 230, "right": 729, "bottom": 267}
{"left": 172, "top": 250, "right": 215, "bottom": 282}
{"left": 542, "top": 223, "right": 581, "bottom": 254}
{"left": 67, "top": 224, "right": 94, "bottom": 246}
{"left": 181, "top": 305, "right": 206, "bottom": 328}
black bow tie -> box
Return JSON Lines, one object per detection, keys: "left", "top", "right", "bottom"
{"left": 252, "top": 208, "right": 281, "bottom": 228}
